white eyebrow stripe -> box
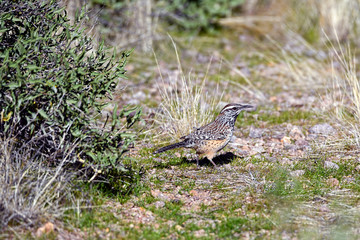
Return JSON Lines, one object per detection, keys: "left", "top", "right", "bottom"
{"left": 221, "top": 105, "right": 238, "bottom": 112}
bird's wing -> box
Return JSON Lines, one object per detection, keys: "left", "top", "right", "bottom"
{"left": 180, "top": 122, "right": 227, "bottom": 140}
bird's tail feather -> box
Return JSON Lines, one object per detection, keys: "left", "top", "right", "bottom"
{"left": 153, "top": 141, "right": 186, "bottom": 154}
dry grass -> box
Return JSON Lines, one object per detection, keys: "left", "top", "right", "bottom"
{"left": 265, "top": 32, "right": 332, "bottom": 90}
{"left": 0, "top": 136, "right": 77, "bottom": 230}
{"left": 325, "top": 36, "right": 360, "bottom": 146}
{"left": 151, "top": 37, "right": 223, "bottom": 142}
{"left": 267, "top": 29, "right": 360, "bottom": 148}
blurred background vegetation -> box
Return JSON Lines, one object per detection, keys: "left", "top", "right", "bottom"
{"left": 63, "top": 0, "right": 360, "bottom": 50}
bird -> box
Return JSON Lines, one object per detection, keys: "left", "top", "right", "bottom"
{"left": 153, "top": 103, "right": 256, "bottom": 167}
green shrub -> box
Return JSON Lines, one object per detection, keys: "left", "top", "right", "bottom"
{"left": 0, "top": 0, "right": 141, "bottom": 190}
{"left": 159, "top": 0, "right": 245, "bottom": 32}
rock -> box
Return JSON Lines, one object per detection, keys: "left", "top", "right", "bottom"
{"left": 290, "top": 170, "right": 305, "bottom": 177}
{"left": 249, "top": 127, "right": 263, "bottom": 138}
{"left": 151, "top": 189, "right": 170, "bottom": 201}
{"left": 324, "top": 161, "right": 339, "bottom": 170}
{"left": 175, "top": 225, "right": 183, "bottom": 232}
{"left": 245, "top": 163, "right": 254, "bottom": 171}
{"left": 295, "top": 139, "right": 309, "bottom": 148}
{"left": 133, "top": 91, "right": 147, "bottom": 100}
{"left": 284, "top": 144, "right": 297, "bottom": 151}
{"left": 281, "top": 136, "right": 292, "bottom": 145}
{"left": 343, "top": 176, "right": 355, "bottom": 183}
{"left": 189, "top": 189, "right": 199, "bottom": 197}
{"left": 250, "top": 146, "right": 265, "bottom": 155}
{"left": 327, "top": 177, "right": 339, "bottom": 187}
{"left": 126, "top": 99, "right": 140, "bottom": 105}
{"left": 265, "top": 156, "right": 277, "bottom": 162}
{"left": 279, "top": 157, "right": 292, "bottom": 166}
{"left": 309, "top": 123, "right": 336, "bottom": 135}
{"left": 289, "top": 126, "right": 305, "bottom": 140}
{"left": 194, "top": 229, "right": 207, "bottom": 238}
{"left": 36, "top": 222, "right": 54, "bottom": 237}
{"left": 318, "top": 204, "right": 330, "bottom": 212}
{"left": 154, "top": 201, "right": 165, "bottom": 209}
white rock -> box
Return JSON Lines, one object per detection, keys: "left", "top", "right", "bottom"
{"left": 290, "top": 170, "right": 305, "bottom": 177}
{"left": 324, "top": 161, "right": 339, "bottom": 170}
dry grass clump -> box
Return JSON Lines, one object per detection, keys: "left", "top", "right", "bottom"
{"left": 265, "top": 33, "right": 333, "bottom": 90}
{"left": 325, "top": 39, "right": 360, "bottom": 146}
{"left": 152, "top": 39, "right": 223, "bottom": 142}
{"left": 272, "top": 30, "right": 360, "bottom": 148}
{"left": 0, "top": 136, "right": 77, "bottom": 230}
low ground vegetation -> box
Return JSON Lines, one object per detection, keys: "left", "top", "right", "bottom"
{"left": 2, "top": 0, "right": 360, "bottom": 239}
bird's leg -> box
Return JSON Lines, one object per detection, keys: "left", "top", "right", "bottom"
{"left": 205, "top": 152, "right": 217, "bottom": 168}
{"left": 209, "top": 158, "right": 217, "bottom": 168}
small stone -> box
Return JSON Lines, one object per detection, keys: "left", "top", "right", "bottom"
{"left": 36, "top": 222, "right": 54, "bottom": 237}
{"left": 126, "top": 99, "right": 140, "bottom": 105}
{"left": 295, "top": 139, "right": 309, "bottom": 148}
{"left": 154, "top": 201, "right": 165, "bottom": 209}
{"left": 284, "top": 144, "right": 296, "bottom": 151}
{"left": 279, "top": 157, "right": 292, "bottom": 165}
{"left": 318, "top": 204, "right": 330, "bottom": 212}
{"left": 194, "top": 229, "right": 207, "bottom": 238}
{"left": 327, "top": 177, "right": 339, "bottom": 187}
{"left": 290, "top": 170, "right": 305, "bottom": 177}
{"left": 265, "top": 156, "right": 277, "bottom": 162}
{"left": 324, "top": 161, "right": 339, "bottom": 170}
{"left": 249, "top": 127, "right": 263, "bottom": 138}
{"left": 309, "top": 123, "right": 336, "bottom": 135}
{"left": 281, "top": 136, "right": 292, "bottom": 145}
{"left": 343, "top": 176, "right": 355, "bottom": 183}
{"left": 167, "top": 220, "right": 176, "bottom": 227}
{"left": 189, "top": 189, "right": 198, "bottom": 196}
{"left": 289, "top": 126, "right": 305, "bottom": 140}
{"left": 250, "top": 146, "right": 265, "bottom": 154}
{"left": 133, "top": 91, "right": 146, "bottom": 100}
{"left": 245, "top": 163, "right": 254, "bottom": 171}
{"left": 175, "top": 225, "right": 183, "bottom": 231}
{"left": 151, "top": 189, "right": 170, "bottom": 201}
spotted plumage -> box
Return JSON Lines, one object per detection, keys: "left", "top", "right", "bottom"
{"left": 153, "top": 103, "right": 256, "bottom": 167}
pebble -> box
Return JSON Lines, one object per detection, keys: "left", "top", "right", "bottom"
{"left": 309, "top": 123, "right": 336, "bottom": 135}
{"left": 249, "top": 127, "right": 263, "bottom": 138}
{"left": 324, "top": 161, "right": 339, "bottom": 170}
{"left": 290, "top": 170, "right": 305, "bottom": 177}
{"left": 289, "top": 126, "right": 305, "bottom": 140}
{"left": 154, "top": 201, "right": 165, "bottom": 209}
{"left": 194, "top": 229, "right": 207, "bottom": 237}
{"left": 327, "top": 177, "right": 339, "bottom": 187}
{"left": 295, "top": 139, "right": 309, "bottom": 148}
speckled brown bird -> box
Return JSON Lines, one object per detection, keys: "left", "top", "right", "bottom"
{"left": 153, "top": 103, "right": 256, "bottom": 167}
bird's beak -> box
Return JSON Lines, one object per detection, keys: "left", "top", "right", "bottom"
{"left": 239, "top": 104, "right": 257, "bottom": 112}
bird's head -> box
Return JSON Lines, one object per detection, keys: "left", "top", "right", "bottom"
{"left": 219, "top": 103, "right": 257, "bottom": 119}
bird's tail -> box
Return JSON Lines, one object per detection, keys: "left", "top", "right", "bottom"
{"left": 153, "top": 141, "right": 187, "bottom": 154}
